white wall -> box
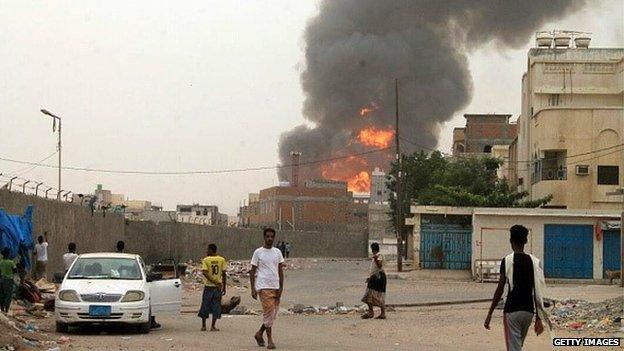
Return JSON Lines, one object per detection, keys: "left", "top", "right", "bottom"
{"left": 472, "top": 214, "right": 605, "bottom": 279}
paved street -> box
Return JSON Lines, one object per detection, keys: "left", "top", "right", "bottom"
{"left": 34, "top": 259, "right": 622, "bottom": 350}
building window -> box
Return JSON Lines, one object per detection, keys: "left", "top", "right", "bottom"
{"left": 548, "top": 94, "right": 560, "bottom": 106}
{"left": 518, "top": 178, "right": 524, "bottom": 186}
{"left": 597, "top": 166, "right": 619, "bottom": 185}
{"left": 196, "top": 210, "right": 201, "bottom": 216}
{"left": 483, "top": 145, "right": 492, "bottom": 153}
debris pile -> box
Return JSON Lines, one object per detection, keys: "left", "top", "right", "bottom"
{"left": 289, "top": 302, "right": 371, "bottom": 316}
{"left": 182, "top": 259, "right": 314, "bottom": 293}
{"left": 549, "top": 296, "right": 623, "bottom": 333}
{"left": 0, "top": 311, "right": 60, "bottom": 350}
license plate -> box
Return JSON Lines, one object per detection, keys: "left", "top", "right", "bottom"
{"left": 89, "top": 305, "right": 111, "bottom": 317}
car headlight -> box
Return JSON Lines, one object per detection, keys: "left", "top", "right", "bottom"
{"left": 58, "top": 290, "right": 80, "bottom": 302}
{"left": 121, "top": 290, "right": 145, "bottom": 302}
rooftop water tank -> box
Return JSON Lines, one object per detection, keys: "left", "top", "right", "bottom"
{"left": 553, "top": 32, "right": 571, "bottom": 48}
{"left": 574, "top": 34, "right": 591, "bottom": 48}
{"left": 536, "top": 32, "right": 553, "bottom": 48}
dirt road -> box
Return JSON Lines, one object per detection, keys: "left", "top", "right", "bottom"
{"left": 38, "top": 259, "right": 622, "bottom": 350}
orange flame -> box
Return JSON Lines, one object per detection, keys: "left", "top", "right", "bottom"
{"left": 321, "top": 157, "right": 371, "bottom": 193}
{"left": 359, "top": 102, "right": 379, "bottom": 117}
{"left": 348, "top": 171, "right": 371, "bottom": 193}
{"left": 357, "top": 126, "right": 394, "bottom": 148}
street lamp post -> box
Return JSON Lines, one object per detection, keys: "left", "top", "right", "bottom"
{"left": 40, "top": 109, "right": 62, "bottom": 200}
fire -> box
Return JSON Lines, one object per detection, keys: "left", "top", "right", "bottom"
{"left": 348, "top": 171, "right": 371, "bottom": 193}
{"left": 321, "top": 157, "right": 371, "bottom": 193}
{"left": 357, "top": 126, "right": 394, "bottom": 148}
{"left": 359, "top": 107, "right": 373, "bottom": 116}
{"left": 359, "top": 102, "right": 379, "bottom": 117}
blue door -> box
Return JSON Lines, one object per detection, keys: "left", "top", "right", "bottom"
{"left": 603, "top": 230, "right": 621, "bottom": 278}
{"left": 544, "top": 224, "right": 593, "bottom": 278}
{"left": 420, "top": 223, "right": 471, "bottom": 270}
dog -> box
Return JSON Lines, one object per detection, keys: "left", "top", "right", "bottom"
{"left": 605, "top": 270, "right": 621, "bottom": 285}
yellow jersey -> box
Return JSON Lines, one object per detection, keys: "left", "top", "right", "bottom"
{"left": 201, "top": 255, "right": 226, "bottom": 287}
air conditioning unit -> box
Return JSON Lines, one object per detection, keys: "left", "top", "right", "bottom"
{"left": 575, "top": 165, "right": 590, "bottom": 176}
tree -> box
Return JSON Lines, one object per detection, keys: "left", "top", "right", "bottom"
{"left": 387, "top": 151, "right": 552, "bottom": 224}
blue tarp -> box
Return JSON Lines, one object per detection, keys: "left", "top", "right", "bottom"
{"left": 0, "top": 206, "right": 34, "bottom": 270}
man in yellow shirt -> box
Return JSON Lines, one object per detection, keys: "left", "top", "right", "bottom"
{"left": 198, "top": 244, "right": 226, "bottom": 331}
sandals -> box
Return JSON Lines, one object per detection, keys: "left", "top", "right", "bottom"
{"left": 254, "top": 333, "right": 266, "bottom": 347}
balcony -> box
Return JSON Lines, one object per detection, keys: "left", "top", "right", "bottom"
{"left": 531, "top": 150, "right": 567, "bottom": 184}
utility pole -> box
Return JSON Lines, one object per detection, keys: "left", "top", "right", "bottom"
{"left": 606, "top": 187, "right": 624, "bottom": 287}
{"left": 395, "top": 78, "right": 403, "bottom": 272}
{"left": 40, "top": 109, "right": 62, "bottom": 200}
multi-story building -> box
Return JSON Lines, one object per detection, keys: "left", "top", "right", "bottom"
{"left": 252, "top": 179, "right": 367, "bottom": 232}
{"left": 370, "top": 167, "right": 390, "bottom": 204}
{"left": 238, "top": 193, "right": 260, "bottom": 227}
{"left": 452, "top": 114, "right": 518, "bottom": 156}
{"left": 511, "top": 40, "right": 623, "bottom": 210}
{"left": 176, "top": 204, "right": 226, "bottom": 225}
{"left": 368, "top": 168, "right": 393, "bottom": 242}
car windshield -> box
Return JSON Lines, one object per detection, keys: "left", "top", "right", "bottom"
{"left": 68, "top": 257, "right": 142, "bottom": 280}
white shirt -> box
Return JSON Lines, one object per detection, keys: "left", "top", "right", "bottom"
{"left": 63, "top": 252, "right": 78, "bottom": 271}
{"left": 370, "top": 254, "right": 384, "bottom": 276}
{"left": 251, "top": 247, "right": 284, "bottom": 290}
{"left": 35, "top": 242, "right": 48, "bottom": 262}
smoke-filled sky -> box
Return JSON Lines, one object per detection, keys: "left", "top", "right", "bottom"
{"left": 0, "top": 0, "right": 622, "bottom": 214}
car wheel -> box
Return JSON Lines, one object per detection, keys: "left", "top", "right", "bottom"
{"left": 137, "top": 310, "right": 151, "bottom": 334}
{"left": 56, "top": 321, "right": 69, "bottom": 333}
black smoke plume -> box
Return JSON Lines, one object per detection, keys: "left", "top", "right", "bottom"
{"left": 278, "top": 0, "right": 586, "bottom": 185}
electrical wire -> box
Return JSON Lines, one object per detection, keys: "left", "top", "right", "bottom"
{"left": 0, "top": 147, "right": 391, "bottom": 175}
{"left": 11, "top": 151, "right": 58, "bottom": 177}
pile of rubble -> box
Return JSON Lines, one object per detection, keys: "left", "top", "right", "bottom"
{"left": 0, "top": 311, "right": 64, "bottom": 350}
{"left": 549, "top": 296, "right": 623, "bottom": 333}
{"left": 182, "top": 258, "right": 314, "bottom": 293}
{"left": 290, "top": 302, "right": 369, "bottom": 315}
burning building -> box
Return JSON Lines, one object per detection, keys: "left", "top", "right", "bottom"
{"left": 277, "top": 0, "right": 587, "bottom": 194}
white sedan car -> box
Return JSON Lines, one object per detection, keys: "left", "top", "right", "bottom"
{"left": 55, "top": 253, "right": 181, "bottom": 333}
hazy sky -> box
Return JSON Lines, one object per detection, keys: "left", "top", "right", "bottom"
{"left": 1, "top": 0, "right": 622, "bottom": 214}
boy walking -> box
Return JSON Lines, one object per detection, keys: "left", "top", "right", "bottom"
{"left": 484, "top": 225, "right": 549, "bottom": 351}
{"left": 0, "top": 248, "right": 17, "bottom": 313}
{"left": 250, "top": 228, "right": 284, "bottom": 350}
{"left": 198, "top": 244, "right": 226, "bottom": 331}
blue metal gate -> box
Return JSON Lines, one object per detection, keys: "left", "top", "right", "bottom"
{"left": 603, "top": 229, "right": 621, "bottom": 278}
{"left": 420, "top": 223, "right": 471, "bottom": 269}
{"left": 544, "top": 224, "right": 593, "bottom": 278}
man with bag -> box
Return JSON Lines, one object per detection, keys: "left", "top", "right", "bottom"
{"left": 484, "top": 225, "right": 551, "bottom": 351}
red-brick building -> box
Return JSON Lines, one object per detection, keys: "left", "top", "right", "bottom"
{"left": 452, "top": 114, "right": 518, "bottom": 156}
{"left": 251, "top": 179, "right": 368, "bottom": 232}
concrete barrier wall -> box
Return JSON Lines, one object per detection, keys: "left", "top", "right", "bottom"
{"left": 0, "top": 190, "right": 367, "bottom": 275}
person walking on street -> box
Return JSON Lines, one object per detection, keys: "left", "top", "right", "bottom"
{"left": 285, "top": 243, "right": 292, "bottom": 259}
{"left": 63, "top": 243, "right": 78, "bottom": 273}
{"left": 0, "top": 248, "right": 17, "bottom": 313}
{"left": 116, "top": 240, "right": 125, "bottom": 253}
{"left": 33, "top": 232, "right": 49, "bottom": 281}
{"left": 198, "top": 244, "right": 226, "bottom": 331}
{"left": 484, "top": 225, "right": 550, "bottom": 351}
{"left": 361, "top": 242, "right": 386, "bottom": 319}
{"left": 250, "top": 228, "right": 284, "bottom": 350}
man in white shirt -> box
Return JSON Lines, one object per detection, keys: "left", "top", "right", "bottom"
{"left": 33, "top": 232, "right": 49, "bottom": 280}
{"left": 62, "top": 243, "right": 78, "bottom": 272}
{"left": 250, "top": 228, "right": 284, "bottom": 350}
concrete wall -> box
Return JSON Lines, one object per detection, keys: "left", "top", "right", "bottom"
{"left": 472, "top": 213, "right": 605, "bottom": 279}
{"left": 409, "top": 206, "right": 621, "bottom": 280}
{"left": 0, "top": 190, "right": 125, "bottom": 277}
{"left": 0, "top": 190, "right": 367, "bottom": 276}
